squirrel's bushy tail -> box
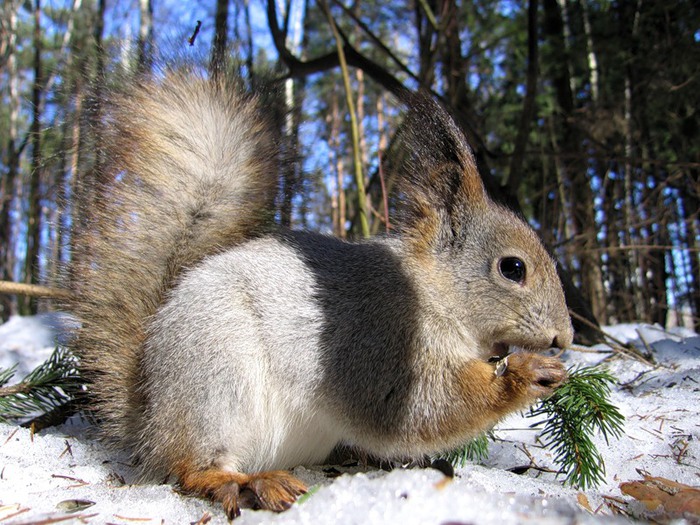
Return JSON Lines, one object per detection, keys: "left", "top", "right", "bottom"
{"left": 67, "top": 67, "right": 279, "bottom": 449}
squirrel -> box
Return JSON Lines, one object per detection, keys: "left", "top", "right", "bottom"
{"left": 64, "top": 65, "right": 573, "bottom": 519}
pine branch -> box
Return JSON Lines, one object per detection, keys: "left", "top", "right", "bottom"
{"left": 528, "top": 365, "right": 625, "bottom": 489}
{"left": 0, "top": 346, "right": 83, "bottom": 425}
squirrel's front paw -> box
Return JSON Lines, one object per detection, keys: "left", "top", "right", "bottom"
{"left": 505, "top": 352, "right": 567, "bottom": 401}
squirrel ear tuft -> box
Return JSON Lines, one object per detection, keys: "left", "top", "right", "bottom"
{"left": 390, "top": 96, "right": 488, "bottom": 251}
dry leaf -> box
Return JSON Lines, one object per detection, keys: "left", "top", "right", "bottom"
{"left": 56, "top": 499, "right": 95, "bottom": 512}
{"left": 620, "top": 474, "right": 700, "bottom": 517}
{"left": 577, "top": 492, "right": 593, "bottom": 513}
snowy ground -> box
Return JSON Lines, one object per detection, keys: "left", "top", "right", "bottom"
{"left": 0, "top": 313, "right": 698, "bottom": 524}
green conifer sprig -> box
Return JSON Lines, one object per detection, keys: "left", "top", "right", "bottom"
{"left": 0, "top": 346, "right": 83, "bottom": 423}
{"left": 527, "top": 365, "right": 625, "bottom": 489}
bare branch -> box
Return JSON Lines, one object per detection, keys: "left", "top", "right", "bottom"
{"left": 0, "top": 281, "right": 72, "bottom": 299}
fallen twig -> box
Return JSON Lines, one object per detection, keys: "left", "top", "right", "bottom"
{"left": 0, "top": 281, "right": 71, "bottom": 300}
{"left": 9, "top": 514, "right": 98, "bottom": 525}
{"left": 51, "top": 473, "right": 89, "bottom": 488}
{"left": 0, "top": 506, "right": 30, "bottom": 522}
{"left": 568, "top": 310, "right": 655, "bottom": 366}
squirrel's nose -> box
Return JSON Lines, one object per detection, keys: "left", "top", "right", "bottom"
{"left": 552, "top": 325, "right": 573, "bottom": 349}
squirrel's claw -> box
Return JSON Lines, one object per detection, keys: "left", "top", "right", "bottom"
{"left": 213, "top": 481, "right": 241, "bottom": 519}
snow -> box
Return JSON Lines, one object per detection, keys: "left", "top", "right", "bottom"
{"left": 1, "top": 314, "right": 698, "bottom": 524}
{"left": 0, "top": 313, "right": 73, "bottom": 378}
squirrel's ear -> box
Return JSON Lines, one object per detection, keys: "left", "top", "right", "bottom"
{"left": 391, "top": 96, "right": 488, "bottom": 251}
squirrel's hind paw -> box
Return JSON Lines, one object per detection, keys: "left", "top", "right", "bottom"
{"left": 246, "top": 470, "right": 308, "bottom": 512}
{"left": 177, "top": 465, "right": 307, "bottom": 519}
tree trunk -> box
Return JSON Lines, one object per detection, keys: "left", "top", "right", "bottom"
{"left": 73, "top": 0, "right": 106, "bottom": 224}
{"left": 681, "top": 184, "right": 700, "bottom": 331}
{"left": 329, "top": 92, "right": 347, "bottom": 239}
{"left": 580, "top": 0, "right": 599, "bottom": 103}
{"left": 21, "top": 0, "right": 46, "bottom": 315}
{"left": 244, "top": 0, "right": 254, "bottom": 82}
{"left": 542, "top": 0, "right": 603, "bottom": 340}
{"left": 211, "top": 0, "right": 229, "bottom": 75}
{"left": 415, "top": 0, "right": 437, "bottom": 88}
{"left": 0, "top": 0, "right": 21, "bottom": 320}
{"left": 137, "top": 0, "right": 153, "bottom": 72}
{"left": 505, "top": 0, "right": 539, "bottom": 195}
{"left": 371, "top": 93, "right": 391, "bottom": 235}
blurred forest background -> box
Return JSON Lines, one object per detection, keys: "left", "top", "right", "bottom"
{"left": 0, "top": 0, "right": 698, "bottom": 336}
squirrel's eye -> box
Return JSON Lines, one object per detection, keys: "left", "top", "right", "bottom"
{"left": 499, "top": 257, "right": 526, "bottom": 284}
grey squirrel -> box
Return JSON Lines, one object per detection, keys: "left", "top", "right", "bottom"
{"left": 65, "top": 66, "right": 573, "bottom": 519}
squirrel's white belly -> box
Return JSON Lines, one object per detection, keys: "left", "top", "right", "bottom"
{"left": 217, "top": 383, "right": 342, "bottom": 472}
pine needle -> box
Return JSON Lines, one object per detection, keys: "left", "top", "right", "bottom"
{"left": 0, "top": 346, "right": 83, "bottom": 424}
